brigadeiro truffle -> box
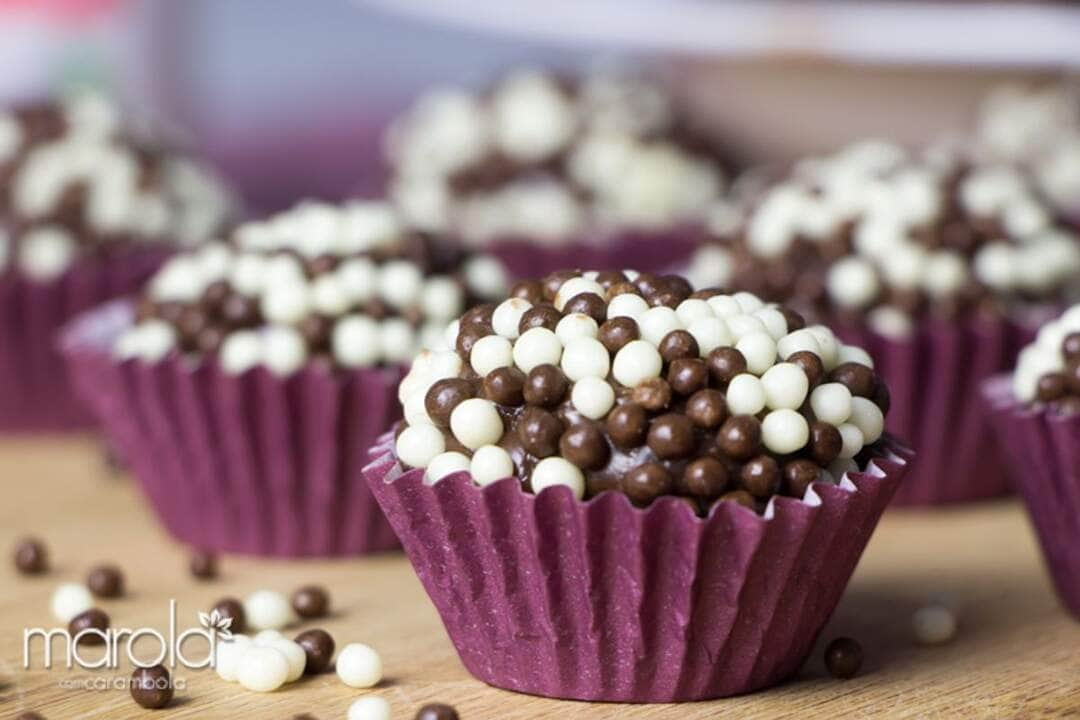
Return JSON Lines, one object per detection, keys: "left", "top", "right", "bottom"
{"left": 364, "top": 269, "right": 912, "bottom": 702}
{"left": 686, "top": 139, "right": 1080, "bottom": 505}
{"left": 384, "top": 67, "right": 726, "bottom": 277}
{"left": 0, "top": 91, "right": 234, "bottom": 430}
{"left": 984, "top": 303, "right": 1080, "bottom": 619}
{"left": 61, "top": 200, "right": 509, "bottom": 556}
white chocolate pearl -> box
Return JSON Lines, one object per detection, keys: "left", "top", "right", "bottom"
{"left": 913, "top": 605, "right": 958, "bottom": 645}
{"left": 612, "top": 340, "right": 663, "bottom": 387}
{"left": 254, "top": 632, "right": 306, "bottom": 683}
{"left": 561, "top": 337, "right": 610, "bottom": 381}
{"left": 379, "top": 319, "right": 415, "bottom": 363}
{"left": 676, "top": 298, "right": 713, "bottom": 325}
{"left": 492, "top": 298, "right": 532, "bottom": 339}
{"left": 450, "top": 398, "right": 503, "bottom": 450}
{"left": 444, "top": 319, "right": 460, "bottom": 350}
{"left": 214, "top": 635, "right": 253, "bottom": 682}
{"left": 311, "top": 274, "right": 350, "bottom": 316}
{"left": 827, "top": 257, "right": 879, "bottom": 309}
{"left": 837, "top": 423, "right": 865, "bottom": 459}
{"left": 220, "top": 331, "right": 262, "bottom": 374}
{"left": 555, "top": 313, "right": 598, "bottom": 345}
{"left": 707, "top": 294, "right": 743, "bottom": 318}
{"left": 420, "top": 276, "right": 464, "bottom": 321}
{"left": 687, "top": 316, "right": 732, "bottom": 355}
{"left": 754, "top": 307, "right": 789, "bottom": 341}
{"left": 425, "top": 451, "right": 471, "bottom": 484}
{"left": 51, "top": 583, "right": 93, "bottom": 622}
{"left": 735, "top": 332, "right": 777, "bottom": 375}
{"left": 638, "top": 306, "right": 682, "bottom": 346}
{"left": 530, "top": 457, "right": 585, "bottom": 500}
{"left": 137, "top": 321, "right": 177, "bottom": 363}
{"left": 333, "top": 315, "right": 381, "bottom": 368}
{"left": 760, "top": 362, "right": 809, "bottom": 410}
{"left": 512, "top": 327, "right": 562, "bottom": 373}
{"left": 807, "top": 326, "right": 840, "bottom": 370}
{"left": 726, "top": 374, "right": 766, "bottom": 415}
{"left": 378, "top": 260, "right": 423, "bottom": 309}
{"left": 262, "top": 326, "right": 308, "bottom": 376}
{"left": 470, "top": 334, "right": 513, "bottom": 376}
{"left": 607, "top": 293, "right": 650, "bottom": 321}
{"left": 571, "top": 376, "right": 616, "bottom": 420}
{"left": 261, "top": 281, "right": 310, "bottom": 325}
{"left": 777, "top": 328, "right": 822, "bottom": 360}
{"left": 838, "top": 344, "right": 874, "bottom": 368}
{"left": 244, "top": 590, "right": 294, "bottom": 631}
{"left": 923, "top": 251, "right": 968, "bottom": 299}
{"left": 733, "top": 292, "right": 765, "bottom": 313}
{"left": 336, "top": 643, "right": 383, "bottom": 689}
{"left": 237, "top": 645, "right": 290, "bottom": 692}
{"left": 726, "top": 314, "right": 768, "bottom": 342}
{"left": 761, "top": 409, "right": 810, "bottom": 454}
{"left": 337, "top": 258, "right": 377, "bottom": 303}
{"left": 396, "top": 423, "right": 446, "bottom": 468}
{"left": 19, "top": 225, "right": 76, "bottom": 281}
{"left": 849, "top": 397, "right": 885, "bottom": 444}
{"left": 810, "top": 383, "right": 853, "bottom": 425}
{"left": 554, "top": 276, "right": 604, "bottom": 311}
{"left": 347, "top": 696, "right": 392, "bottom": 720}
{"left": 470, "top": 445, "right": 515, "bottom": 486}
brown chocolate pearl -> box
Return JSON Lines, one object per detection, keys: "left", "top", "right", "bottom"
{"left": 621, "top": 462, "right": 674, "bottom": 506}
{"left": 13, "top": 537, "right": 47, "bottom": 575}
{"left": 518, "top": 305, "right": 562, "bottom": 334}
{"left": 668, "top": 358, "right": 708, "bottom": 396}
{"left": 825, "top": 637, "right": 863, "bottom": 679}
{"left": 707, "top": 347, "right": 748, "bottom": 385}
{"left": 647, "top": 414, "right": 696, "bottom": 459}
{"left": 189, "top": 550, "right": 218, "bottom": 580}
{"left": 810, "top": 421, "right": 843, "bottom": 466}
{"left": 661, "top": 275, "right": 693, "bottom": 303}
{"left": 69, "top": 608, "right": 110, "bottom": 645}
{"left": 564, "top": 292, "right": 608, "bottom": 324}
{"left": 156, "top": 302, "right": 185, "bottom": 325}
{"left": 717, "top": 415, "right": 761, "bottom": 460}
{"left": 295, "top": 628, "right": 336, "bottom": 675}
{"left": 1064, "top": 333, "right": 1080, "bottom": 363}
{"left": 558, "top": 423, "right": 610, "bottom": 470}
{"left": 510, "top": 280, "right": 545, "bottom": 304}
{"left": 87, "top": 565, "right": 124, "bottom": 598}
{"left": 483, "top": 367, "right": 525, "bottom": 406}
{"left": 740, "top": 456, "right": 781, "bottom": 498}
{"left": 789, "top": 351, "right": 825, "bottom": 388}
{"left": 632, "top": 378, "right": 673, "bottom": 412}
{"left": 686, "top": 389, "right": 728, "bottom": 429}
{"left": 598, "top": 317, "right": 640, "bottom": 353}
{"left": 682, "top": 457, "right": 729, "bottom": 498}
{"left": 594, "top": 270, "right": 626, "bottom": 289}
{"left": 783, "top": 459, "right": 821, "bottom": 498}
{"left": 196, "top": 326, "right": 227, "bottom": 355}
{"left": 425, "top": 378, "right": 475, "bottom": 427}
{"left": 517, "top": 407, "right": 564, "bottom": 458}
{"left": 606, "top": 281, "right": 639, "bottom": 298}
{"left": 460, "top": 303, "right": 495, "bottom": 327}
{"left": 1054, "top": 396, "right": 1080, "bottom": 415}
{"left": 1037, "top": 372, "right": 1069, "bottom": 402}
{"left": 292, "top": 585, "right": 330, "bottom": 619}
{"left": 871, "top": 380, "right": 891, "bottom": 414}
{"left": 606, "top": 403, "right": 649, "bottom": 449}
{"left": 304, "top": 255, "right": 337, "bottom": 276}
{"left": 211, "top": 597, "right": 246, "bottom": 634}
{"left": 778, "top": 306, "right": 806, "bottom": 332}
{"left": 15, "top": 713, "right": 45, "bottom": 720}
{"left": 299, "top": 314, "right": 333, "bottom": 351}
{"left": 715, "top": 489, "right": 756, "bottom": 510}
{"left": 542, "top": 270, "right": 579, "bottom": 301}
{"left": 455, "top": 321, "right": 492, "bottom": 358}
{"left": 177, "top": 307, "right": 209, "bottom": 348}
{"left": 690, "top": 287, "right": 723, "bottom": 300}
{"left": 830, "top": 363, "right": 876, "bottom": 398}
{"left": 130, "top": 665, "right": 173, "bottom": 709}
{"left": 523, "top": 364, "right": 569, "bottom": 407}
{"left": 221, "top": 294, "right": 259, "bottom": 326}
{"left": 633, "top": 272, "right": 664, "bottom": 299}
{"left": 415, "top": 704, "right": 460, "bottom": 720}
{"left": 658, "top": 330, "right": 699, "bottom": 363}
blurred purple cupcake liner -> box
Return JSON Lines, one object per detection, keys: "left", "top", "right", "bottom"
{"left": 984, "top": 375, "right": 1080, "bottom": 618}
{"left": 0, "top": 249, "right": 168, "bottom": 432}
{"left": 833, "top": 313, "right": 1043, "bottom": 506}
{"left": 61, "top": 300, "right": 402, "bottom": 557}
{"left": 364, "top": 433, "right": 912, "bottom": 702}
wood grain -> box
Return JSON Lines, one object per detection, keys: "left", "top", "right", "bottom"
{"left": 1, "top": 435, "right": 1078, "bottom": 719}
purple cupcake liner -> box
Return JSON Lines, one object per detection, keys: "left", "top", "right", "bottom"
{"left": 364, "top": 434, "right": 912, "bottom": 702}
{"left": 61, "top": 300, "right": 402, "bottom": 557}
{"left": 984, "top": 376, "right": 1080, "bottom": 618}
{"left": 833, "top": 313, "right": 1043, "bottom": 506}
{"left": 0, "top": 249, "right": 168, "bottom": 431}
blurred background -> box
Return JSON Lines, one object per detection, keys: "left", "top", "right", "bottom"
{"left": 6, "top": 0, "right": 1076, "bottom": 212}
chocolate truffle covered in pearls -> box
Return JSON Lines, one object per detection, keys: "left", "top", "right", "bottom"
{"left": 1013, "top": 303, "right": 1080, "bottom": 413}
{"left": 385, "top": 68, "right": 726, "bottom": 246}
{"left": 395, "top": 269, "right": 893, "bottom": 514}
{"left": 113, "top": 200, "right": 508, "bottom": 373}
{"left": 687, "top": 140, "right": 1080, "bottom": 338}
{"left": 0, "top": 92, "right": 233, "bottom": 281}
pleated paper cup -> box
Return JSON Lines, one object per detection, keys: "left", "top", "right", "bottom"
{"left": 61, "top": 300, "right": 402, "bottom": 557}
{"left": 832, "top": 312, "right": 1044, "bottom": 506}
{"left": 0, "top": 249, "right": 167, "bottom": 431}
{"left": 364, "top": 434, "right": 912, "bottom": 702}
{"left": 984, "top": 375, "right": 1080, "bottom": 618}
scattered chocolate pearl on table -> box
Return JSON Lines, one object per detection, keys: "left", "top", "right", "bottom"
{"left": 824, "top": 637, "right": 863, "bottom": 679}
{"left": 253, "top": 630, "right": 307, "bottom": 682}
{"left": 69, "top": 608, "right": 110, "bottom": 645}
{"left": 336, "top": 643, "right": 383, "bottom": 688}
{"left": 295, "top": 629, "right": 336, "bottom": 674}
{"left": 415, "top": 704, "right": 460, "bottom": 720}
{"left": 348, "top": 696, "right": 391, "bottom": 720}
{"left": 15, "top": 712, "right": 45, "bottom": 720}
{"left": 50, "top": 583, "right": 93, "bottom": 622}
{"left": 244, "top": 590, "right": 294, "bottom": 631}
{"left": 13, "top": 538, "right": 48, "bottom": 575}
{"left": 291, "top": 585, "right": 330, "bottom": 619}
{"left": 236, "top": 644, "right": 290, "bottom": 692}
{"left": 214, "top": 635, "right": 253, "bottom": 682}
{"left": 211, "top": 597, "right": 247, "bottom": 634}
{"left": 86, "top": 565, "right": 124, "bottom": 598}
{"left": 913, "top": 604, "right": 958, "bottom": 645}
{"left": 130, "top": 665, "right": 174, "bottom": 709}
{"left": 189, "top": 550, "right": 218, "bottom": 580}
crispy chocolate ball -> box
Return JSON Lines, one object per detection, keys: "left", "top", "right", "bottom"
{"left": 606, "top": 403, "right": 649, "bottom": 449}
{"left": 810, "top": 421, "right": 843, "bottom": 466}
{"left": 667, "top": 358, "right": 708, "bottom": 396}
{"left": 291, "top": 585, "right": 330, "bottom": 619}
{"left": 483, "top": 367, "right": 526, "bottom": 406}
{"left": 426, "top": 378, "right": 475, "bottom": 426}
{"left": 558, "top": 423, "right": 610, "bottom": 470}
{"left": 415, "top": 703, "right": 460, "bottom": 720}
{"left": 682, "top": 457, "right": 729, "bottom": 498}
{"left": 717, "top": 415, "right": 761, "bottom": 460}
{"left": 830, "top": 363, "right": 876, "bottom": 398}
{"left": 686, "top": 389, "right": 728, "bottom": 429}
{"left": 647, "top": 414, "right": 696, "bottom": 459}
{"left": 130, "top": 665, "right": 174, "bottom": 709}
{"left": 658, "top": 330, "right": 699, "bottom": 363}
{"left": 778, "top": 306, "right": 806, "bottom": 332}
{"left": 542, "top": 270, "right": 578, "bottom": 301}
{"left": 1037, "top": 372, "right": 1068, "bottom": 402}
{"left": 523, "top": 364, "right": 569, "bottom": 407}
{"left": 519, "top": 304, "right": 562, "bottom": 334}
{"left": 740, "top": 456, "right": 781, "bottom": 498}
{"left": 221, "top": 294, "right": 259, "bottom": 326}
{"left": 517, "top": 407, "right": 564, "bottom": 458}
{"left": 594, "top": 270, "right": 626, "bottom": 289}
{"left": 455, "top": 321, "right": 492, "bottom": 358}
{"left": 707, "top": 347, "right": 747, "bottom": 384}
{"left": 598, "top": 317, "right": 640, "bottom": 354}
{"left": 87, "top": 565, "right": 124, "bottom": 599}
{"left": 789, "top": 351, "right": 824, "bottom": 387}
{"left": 460, "top": 303, "right": 495, "bottom": 327}
{"left": 622, "top": 462, "right": 674, "bottom": 506}
{"left": 13, "top": 538, "right": 48, "bottom": 575}
{"left": 783, "top": 459, "right": 821, "bottom": 498}
{"left": 606, "top": 281, "right": 639, "bottom": 298}
{"left": 716, "top": 489, "right": 755, "bottom": 510}
{"left": 632, "top": 377, "right": 672, "bottom": 412}
{"left": 189, "top": 550, "right": 218, "bottom": 580}
{"left": 295, "top": 629, "right": 336, "bottom": 675}
{"left": 510, "top": 280, "right": 544, "bottom": 304}
{"left": 299, "top": 314, "right": 333, "bottom": 350}
{"left": 210, "top": 597, "right": 246, "bottom": 634}
{"left": 824, "top": 637, "right": 863, "bottom": 679}
{"left": 69, "top": 608, "right": 110, "bottom": 645}
{"left": 564, "top": 292, "right": 607, "bottom": 324}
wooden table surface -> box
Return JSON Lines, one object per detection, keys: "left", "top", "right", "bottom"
{"left": 1, "top": 435, "right": 1078, "bottom": 719}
